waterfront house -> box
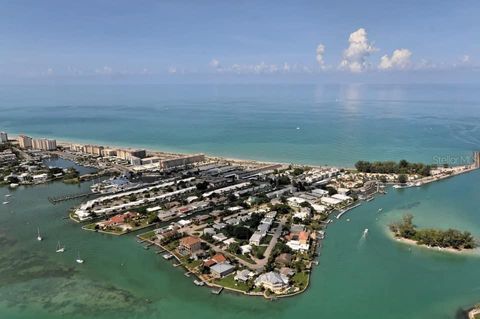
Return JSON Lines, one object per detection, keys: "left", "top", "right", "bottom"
{"left": 204, "top": 253, "right": 227, "bottom": 268}
{"left": 234, "top": 269, "right": 255, "bottom": 283}
{"left": 178, "top": 236, "right": 202, "bottom": 256}
{"left": 210, "top": 262, "right": 235, "bottom": 278}
{"left": 254, "top": 271, "right": 289, "bottom": 293}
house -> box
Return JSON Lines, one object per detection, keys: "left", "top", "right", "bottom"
{"left": 100, "top": 212, "right": 136, "bottom": 229}
{"left": 156, "top": 229, "right": 178, "bottom": 242}
{"left": 204, "top": 253, "right": 227, "bottom": 268}
{"left": 240, "top": 244, "right": 252, "bottom": 255}
{"left": 212, "top": 233, "right": 228, "bottom": 242}
{"left": 286, "top": 231, "right": 310, "bottom": 252}
{"left": 254, "top": 271, "right": 289, "bottom": 293}
{"left": 210, "top": 262, "right": 236, "bottom": 278}
{"left": 178, "top": 236, "right": 202, "bottom": 256}
{"left": 249, "top": 232, "right": 264, "bottom": 246}
{"left": 202, "top": 227, "right": 216, "bottom": 236}
{"left": 234, "top": 269, "right": 255, "bottom": 283}
{"left": 287, "top": 196, "right": 307, "bottom": 207}
{"left": 275, "top": 253, "right": 292, "bottom": 267}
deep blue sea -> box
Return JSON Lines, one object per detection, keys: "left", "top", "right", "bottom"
{"left": 1, "top": 84, "right": 480, "bottom": 166}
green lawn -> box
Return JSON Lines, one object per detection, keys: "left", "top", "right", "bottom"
{"left": 139, "top": 230, "right": 156, "bottom": 241}
{"left": 83, "top": 223, "right": 97, "bottom": 230}
{"left": 214, "top": 274, "right": 249, "bottom": 292}
{"left": 291, "top": 271, "right": 309, "bottom": 288}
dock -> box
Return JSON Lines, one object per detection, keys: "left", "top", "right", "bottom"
{"left": 336, "top": 203, "right": 361, "bottom": 219}
{"left": 211, "top": 287, "right": 223, "bottom": 295}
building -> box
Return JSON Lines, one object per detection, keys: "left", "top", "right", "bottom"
{"left": 101, "top": 148, "right": 117, "bottom": 157}
{"left": 18, "top": 135, "right": 33, "bottom": 149}
{"left": 210, "top": 262, "right": 235, "bottom": 278}
{"left": 83, "top": 145, "right": 104, "bottom": 156}
{"left": 160, "top": 154, "right": 205, "bottom": 169}
{"left": 254, "top": 271, "right": 289, "bottom": 293}
{"left": 0, "top": 132, "right": 8, "bottom": 143}
{"left": 249, "top": 231, "right": 264, "bottom": 246}
{"left": 474, "top": 151, "right": 480, "bottom": 168}
{"left": 0, "top": 150, "right": 16, "bottom": 163}
{"left": 32, "top": 138, "right": 57, "bottom": 151}
{"left": 177, "top": 236, "right": 202, "bottom": 256}
{"left": 116, "top": 148, "right": 146, "bottom": 161}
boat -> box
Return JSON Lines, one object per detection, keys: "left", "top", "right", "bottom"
{"left": 193, "top": 280, "right": 205, "bottom": 286}
{"left": 9, "top": 183, "right": 19, "bottom": 189}
{"left": 162, "top": 253, "right": 173, "bottom": 260}
{"left": 36, "top": 227, "right": 42, "bottom": 241}
{"left": 363, "top": 228, "right": 369, "bottom": 236}
{"left": 2, "top": 201, "right": 9, "bottom": 205}
{"left": 56, "top": 241, "right": 65, "bottom": 253}
{"left": 4, "top": 194, "right": 11, "bottom": 197}
{"left": 76, "top": 252, "right": 84, "bottom": 264}
{"left": 415, "top": 182, "right": 422, "bottom": 187}
{"left": 378, "top": 208, "right": 383, "bottom": 212}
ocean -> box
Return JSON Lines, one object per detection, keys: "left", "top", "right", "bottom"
{"left": 1, "top": 84, "right": 479, "bottom": 166}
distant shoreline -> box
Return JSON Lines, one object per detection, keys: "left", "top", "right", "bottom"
{"left": 10, "top": 132, "right": 345, "bottom": 169}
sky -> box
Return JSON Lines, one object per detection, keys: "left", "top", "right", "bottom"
{"left": 0, "top": 0, "right": 479, "bottom": 84}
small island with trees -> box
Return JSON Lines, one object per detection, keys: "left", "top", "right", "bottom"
{"left": 389, "top": 214, "right": 476, "bottom": 251}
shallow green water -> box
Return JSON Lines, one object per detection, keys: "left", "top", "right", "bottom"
{"left": 1, "top": 170, "right": 480, "bottom": 318}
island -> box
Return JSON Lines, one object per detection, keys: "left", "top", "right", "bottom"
{"left": 389, "top": 214, "right": 476, "bottom": 251}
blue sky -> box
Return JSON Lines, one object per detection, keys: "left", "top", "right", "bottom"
{"left": 0, "top": 0, "right": 479, "bottom": 83}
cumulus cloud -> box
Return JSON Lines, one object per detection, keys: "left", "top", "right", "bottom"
{"left": 316, "top": 44, "right": 326, "bottom": 69}
{"left": 209, "top": 58, "right": 221, "bottom": 70}
{"left": 378, "top": 49, "right": 412, "bottom": 70}
{"left": 339, "top": 28, "right": 376, "bottom": 73}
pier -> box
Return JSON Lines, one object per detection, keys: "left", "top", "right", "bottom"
{"left": 48, "top": 192, "right": 94, "bottom": 204}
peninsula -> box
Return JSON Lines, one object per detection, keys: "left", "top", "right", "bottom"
{"left": 1, "top": 131, "right": 479, "bottom": 298}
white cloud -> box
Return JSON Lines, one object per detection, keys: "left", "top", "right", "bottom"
{"left": 461, "top": 55, "right": 470, "bottom": 64}
{"left": 339, "top": 28, "right": 376, "bottom": 73}
{"left": 95, "top": 66, "right": 113, "bottom": 75}
{"left": 168, "top": 66, "right": 177, "bottom": 74}
{"left": 316, "top": 44, "right": 326, "bottom": 69}
{"left": 378, "top": 49, "right": 412, "bottom": 70}
{"left": 209, "top": 58, "right": 221, "bottom": 70}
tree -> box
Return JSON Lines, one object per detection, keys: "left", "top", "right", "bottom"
{"left": 397, "top": 174, "right": 408, "bottom": 184}
{"left": 228, "top": 242, "right": 240, "bottom": 254}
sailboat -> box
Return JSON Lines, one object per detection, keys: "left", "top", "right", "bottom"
{"left": 76, "top": 251, "right": 84, "bottom": 264}
{"left": 56, "top": 241, "right": 65, "bottom": 253}
{"left": 36, "top": 227, "right": 42, "bottom": 241}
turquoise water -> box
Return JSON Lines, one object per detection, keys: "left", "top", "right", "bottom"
{"left": 1, "top": 84, "right": 479, "bottom": 166}
{"left": 1, "top": 84, "right": 480, "bottom": 318}
{"left": 1, "top": 166, "right": 480, "bottom": 319}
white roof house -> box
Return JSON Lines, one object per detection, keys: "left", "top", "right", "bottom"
{"left": 249, "top": 232, "right": 264, "bottom": 246}
{"left": 254, "top": 271, "right": 289, "bottom": 293}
